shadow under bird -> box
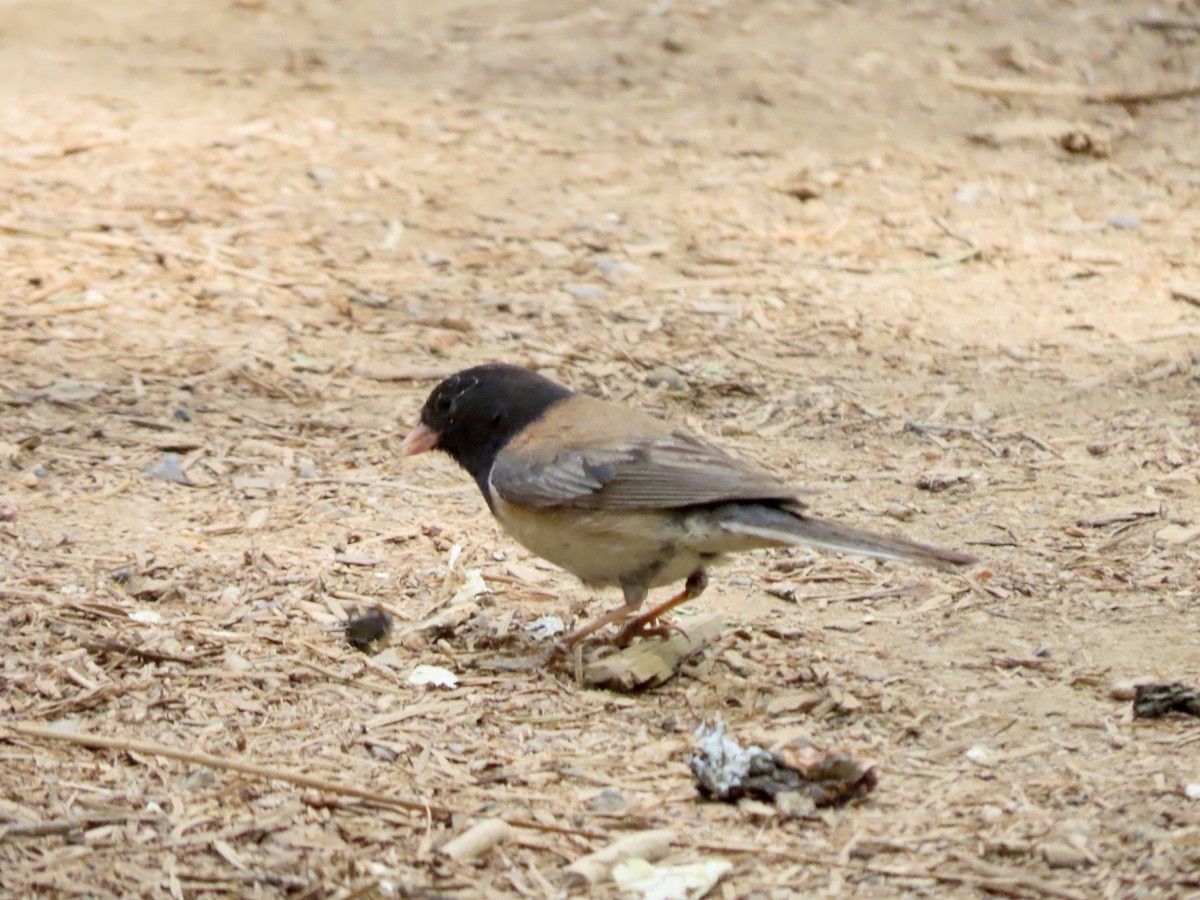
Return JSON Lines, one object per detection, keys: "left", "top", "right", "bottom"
{"left": 401, "top": 364, "right": 975, "bottom": 653}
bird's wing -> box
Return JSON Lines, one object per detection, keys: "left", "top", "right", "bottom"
{"left": 489, "top": 395, "right": 804, "bottom": 510}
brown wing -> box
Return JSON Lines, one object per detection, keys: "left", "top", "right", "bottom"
{"left": 489, "top": 395, "right": 804, "bottom": 510}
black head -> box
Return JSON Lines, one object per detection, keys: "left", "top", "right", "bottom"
{"left": 401, "top": 364, "right": 572, "bottom": 499}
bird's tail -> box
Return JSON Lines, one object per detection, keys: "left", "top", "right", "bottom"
{"left": 718, "top": 504, "right": 975, "bottom": 570}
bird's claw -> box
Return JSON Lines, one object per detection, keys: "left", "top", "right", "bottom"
{"left": 613, "top": 615, "right": 686, "bottom": 648}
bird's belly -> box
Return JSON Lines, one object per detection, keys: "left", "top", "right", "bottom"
{"left": 491, "top": 500, "right": 707, "bottom": 588}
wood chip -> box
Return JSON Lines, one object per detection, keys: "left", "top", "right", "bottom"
{"left": 583, "top": 615, "right": 724, "bottom": 690}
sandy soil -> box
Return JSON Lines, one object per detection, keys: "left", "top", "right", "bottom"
{"left": 2, "top": 1, "right": 1198, "bottom": 896}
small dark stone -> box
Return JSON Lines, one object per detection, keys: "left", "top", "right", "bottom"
{"left": 344, "top": 607, "right": 393, "bottom": 651}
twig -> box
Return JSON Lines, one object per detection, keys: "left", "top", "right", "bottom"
{"left": 806, "top": 245, "right": 980, "bottom": 275}
{"left": 1, "top": 812, "right": 162, "bottom": 839}
{"left": 806, "top": 584, "right": 926, "bottom": 604}
{"left": 288, "top": 656, "right": 409, "bottom": 697}
{"left": 1131, "top": 16, "right": 1200, "bottom": 33}
{"left": 1170, "top": 286, "right": 1200, "bottom": 308}
{"left": 687, "top": 844, "right": 1084, "bottom": 900}
{"left": 82, "top": 639, "right": 199, "bottom": 666}
{"left": 931, "top": 216, "right": 978, "bottom": 251}
{"left": 948, "top": 74, "right": 1087, "bottom": 99}
{"left": 948, "top": 73, "right": 1200, "bottom": 106}
{"left": 3, "top": 722, "right": 451, "bottom": 820}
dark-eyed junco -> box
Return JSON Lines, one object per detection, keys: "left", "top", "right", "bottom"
{"left": 402, "top": 364, "right": 975, "bottom": 651}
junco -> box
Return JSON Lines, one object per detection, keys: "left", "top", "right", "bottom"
{"left": 402, "top": 364, "right": 975, "bottom": 651}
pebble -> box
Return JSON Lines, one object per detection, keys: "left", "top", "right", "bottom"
{"left": 645, "top": 365, "right": 686, "bottom": 391}
{"left": 565, "top": 283, "right": 605, "bottom": 301}
{"left": 142, "top": 453, "right": 192, "bottom": 485}
{"left": 370, "top": 744, "right": 398, "bottom": 763}
{"left": 775, "top": 790, "right": 816, "bottom": 818}
{"left": 1041, "top": 841, "right": 1090, "bottom": 869}
{"left": 185, "top": 767, "right": 216, "bottom": 791}
{"left": 955, "top": 183, "right": 983, "bottom": 205}
{"left": 1108, "top": 213, "right": 1141, "bottom": 231}
{"left": 531, "top": 239, "right": 570, "bottom": 259}
{"left": 589, "top": 789, "right": 629, "bottom": 815}
{"left": 1155, "top": 524, "right": 1200, "bottom": 545}
{"left": 971, "top": 402, "right": 996, "bottom": 423}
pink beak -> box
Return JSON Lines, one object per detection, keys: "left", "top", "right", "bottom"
{"left": 400, "top": 422, "right": 440, "bottom": 456}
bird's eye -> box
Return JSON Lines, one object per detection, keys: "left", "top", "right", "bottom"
{"left": 435, "top": 394, "right": 453, "bottom": 415}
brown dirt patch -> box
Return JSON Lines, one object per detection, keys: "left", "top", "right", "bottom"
{"left": 2, "top": 1, "right": 1198, "bottom": 896}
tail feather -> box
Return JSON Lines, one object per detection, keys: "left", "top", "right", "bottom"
{"left": 719, "top": 505, "right": 975, "bottom": 570}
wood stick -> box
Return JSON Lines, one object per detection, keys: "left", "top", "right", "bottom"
{"left": 948, "top": 73, "right": 1200, "bottom": 106}
{"left": 565, "top": 829, "right": 676, "bottom": 885}
{"left": 4, "top": 722, "right": 451, "bottom": 819}
{"left": 439, "top": 819, "right": 513, "bottom": 863}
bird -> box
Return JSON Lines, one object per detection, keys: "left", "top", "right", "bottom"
{"left": 401, "top": 363, "right": 975, "bottom": 653}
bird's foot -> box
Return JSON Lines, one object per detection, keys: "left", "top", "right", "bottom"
{"left": 612, "top": 614, "right": 687, "bottom": 648}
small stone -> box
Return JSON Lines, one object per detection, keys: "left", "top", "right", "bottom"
{"left": 955, "top": 183, "right": 982, "bottom": 205}
{"left": 1108, "top": 213, "right": 1141, "bottom": 231}
{"left": 970, "top": 402, "right": 996, "bottom": 423}
{"left": 531, "top": 239, "right": 570, "bottom": 259}
{"left": 1155, "top": 524, "right": 1200, "bottom": 545}
{"left": 916, "top": 470, "right": 972, "bottom": 492}
{"left": 645, "top": 366, "right": 686, "bottom": 391}
{"left": 564, "top": 283, "right": 605, "bottom": 301}
{"left": 965, "top": 745, "right": 998, "bottom": 767}
{"left": 141, "top": 453, "right": 192, "bottom": 485}
{"left": 1184, "top": 783, "right": 1200, "bottom": 801}
{"left": 774, "top": 790, "right": 817, "bottom": 818}
{"left": 185, "top": 767, "right": 216, "bottom": 791}
{"left": 370, "top": 744, "right": 398, "bottom": 762}
{"left": 589, "top": 789, "right": 629, "bottom": 815}
{"left": 1041, "top": 841, "right": 1089, "bottom": 869}
{"left": 1086, "top": 442, "right": 1108, "bottom": 456}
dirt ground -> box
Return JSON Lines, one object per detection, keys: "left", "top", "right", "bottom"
{"left": 2, "top": 0, "right": 1199, "bottom": 896}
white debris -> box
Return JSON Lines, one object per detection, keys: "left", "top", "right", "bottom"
{"left": 449, "top": 569, "right": 488, "bottom": 605}
{"left": 524, "top": 615, "right": 566, "bottom": 639}
{"left": 407, "top": 665, "right": 458, "bottom": 689}
{"left": 613, "top": 857, "right": 732, "bottom": 900}
{"left": 689, "top": 720, "right": 773, "bottom": 798}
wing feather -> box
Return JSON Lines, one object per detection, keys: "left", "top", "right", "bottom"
{"left": 490, "top": 414, "right": 803, "bottom": 510}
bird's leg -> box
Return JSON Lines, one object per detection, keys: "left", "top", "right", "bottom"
{"left": 613, "top": 570, "right": 708, "bottom": 646}
{"left": 536, "top": 579, "right": 650, "bottom": 662}
{"left": 559, "top": 603, "right": 640, "bottom": 649}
